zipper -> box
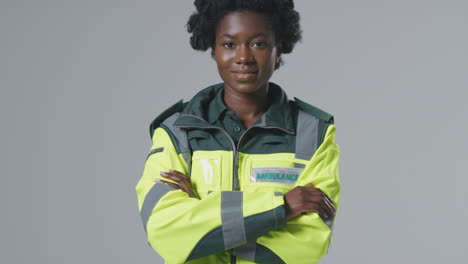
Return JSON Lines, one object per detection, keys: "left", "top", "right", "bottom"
{"left": 235, "top": 125, "right": 293, "bottom": 190}
{"left": 176, "top": 115, "right": 238, "bottom": 190}
{"left": 177, "top": 114, "right": 294, "bottom": 191}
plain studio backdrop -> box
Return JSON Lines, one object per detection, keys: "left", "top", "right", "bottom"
{"left": 1, "top": 0, "right": 467, "bottom": 263}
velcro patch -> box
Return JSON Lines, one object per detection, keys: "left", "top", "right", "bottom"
{"left": 251, "top": 167, "right": 303, "bottom": 186}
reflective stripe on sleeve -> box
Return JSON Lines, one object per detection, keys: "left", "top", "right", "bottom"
{"left": 140, "top": 183, "right": 174, "bottom": 233}
{"left": 295, "top": 110, "right": 320, "bottom": 160}
{"left": 221, "top": 191, "right": 246, "bottom": 249}
{"left": 232, "top": 241, "right": 256, "bottom": 261}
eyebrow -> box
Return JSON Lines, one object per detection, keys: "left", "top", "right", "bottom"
{"left": 219, "top": 33, "right": 268, "bottom": 39}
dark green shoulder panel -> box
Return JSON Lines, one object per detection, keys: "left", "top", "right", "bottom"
{"left": 149, "top": 100, "right": 186, "bottom": 139}
{"left": 293, "top": 97, "right": 334, "bottom": 124}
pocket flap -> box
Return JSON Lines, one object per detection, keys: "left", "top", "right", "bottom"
{"left": 261, "top": 135, "right": 288, "bottom": 144}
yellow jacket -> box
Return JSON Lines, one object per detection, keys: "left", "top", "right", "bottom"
{"left": 136, "top": 83, "right": 341, "bottom": 264}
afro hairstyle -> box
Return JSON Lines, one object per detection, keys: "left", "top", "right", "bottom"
{"left": 186, "top": 0, "right": 302, "bottom": 69}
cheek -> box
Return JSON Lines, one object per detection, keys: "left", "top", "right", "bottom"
{"left": 258, "top": 51, "right": 277, "bottom": 73}
{"left": 215, "top": 51, "right": 235, "bottom": 69}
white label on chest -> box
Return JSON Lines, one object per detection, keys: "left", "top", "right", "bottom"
{"left": 251, "top": 167, "right": 303, "bottom": 186}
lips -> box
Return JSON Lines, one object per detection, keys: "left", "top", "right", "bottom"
{"left": 232, "top": 71, "right": 258, "bottom": 81}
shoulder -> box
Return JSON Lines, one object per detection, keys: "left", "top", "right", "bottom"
{"left": 149, "top": 100, "right": 186, "bottom": 139}
{"left": 292, "top": 97, "right": 334, "bottom": 124}
{"left": 292, "top": 97, "right": 335, "bottom": 147}
{"left": 148, "top": 83, "right": 224, "bottom": 138}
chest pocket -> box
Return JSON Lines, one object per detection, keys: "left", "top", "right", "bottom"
{"left": 190, "top": 151, "right": 222, "bottom": 198}
{"left": 188, "top": 130, "right": 226, "bottom": 198}
{"left": 240, "top": 152, "right": 304, "bottom": 193}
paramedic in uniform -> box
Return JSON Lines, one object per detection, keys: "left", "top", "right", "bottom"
{"left": 136, "top": 1, "right": 341, "bottom": 263}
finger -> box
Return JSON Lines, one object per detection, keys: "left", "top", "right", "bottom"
{"left": 322, "top": 199, "right": 335, "bottom": 218}
{"left": 323, "top": 196, "right": 335, "bottom": 213}
{"left": 160, "top": 172, "right": 185, "bottom": 186}
{"left": 164, "top": 171, "right": 198, "bottom": 198}
{"left": 306, "top": 197, "right": 333, "bottom": 219}
{"left": 167, "top": 171, "right": 196, "bottom": 194}
{"left": 172, "top": 179, "right": 196, "bottom": 198}
{"left": 319, "top": 190, "right": 334, "bottom": 204}
{"left": 168, "top": 170, "right": 190, "bottom": 179}
{"left": 308, "top": 187, "right": 334, "bottom": 206}
{"left": 319, "top": 204, "right": 331, "bottom": 220}
{"left": 162, "top": 172, "right": 186, "bottom": 184}
{"left": 161, "top": 178, "right": 195, "bottom": 197}
{"left": 160, "top": 171, "right": 176, "bottom": 180}
{"left": 324, "top": 194, "right": 335, "bottom": 209}
{"left": 156, "top": 179, "right": 181, "bottom": 190}
{"left": 308, "top": 195, "right": 335, "bottom": 217}
{"left": 306, "top": 203, "right": 329, "bottom": 219}
{"left": 167, "top": 170, "right": 194, "bottom": 187}
{"left": 168, "top": 170, "right": 187, "bottom": 176}
{"left": 301, "top": 200, "right": 327, "bottom": 218}
{"left": 159, "top": 172, "right": 198, "bottom": 198}
{"left": 304, "top": 188, "right": 325, "bottom": 198}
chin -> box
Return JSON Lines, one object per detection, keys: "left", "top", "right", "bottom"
{"left": 226, "top": 81, "right": 267, "bottom": 95}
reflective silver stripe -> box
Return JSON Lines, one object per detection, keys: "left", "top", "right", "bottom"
{"left": 325, "top": 216, "right": 334, "bottom": 229}
{"left": 162, "top": 113, "right": 191, "bottom": 173}
{"left": 232, "top": 241, "right": 256, "bottom": 261}
{"left": 221, "top": 191, "right": 246, "bottom": 249}
{"left": 295, "top": 110, "right": 320, "bottom": 160}
{"left": 140, "top": 183, "right": 174, "bottom": 233}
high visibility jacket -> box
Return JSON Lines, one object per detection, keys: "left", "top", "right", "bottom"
{"left": 136, "top": 83, "right": 341, "bottom": 264}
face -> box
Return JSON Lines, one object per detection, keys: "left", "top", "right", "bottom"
{"left": 212, "top": 11, "right": 279, "bottom": 95}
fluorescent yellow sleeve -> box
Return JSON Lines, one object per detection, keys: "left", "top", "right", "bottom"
{"left": 255, "top": 125, "right": 341, "bottom": 264}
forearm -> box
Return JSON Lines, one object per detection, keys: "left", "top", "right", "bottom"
{"left": 139, "top": 184, "right": 287, "bottom": 263}
{"left": 231, "top": 125, "right": 341, "bottom": 264}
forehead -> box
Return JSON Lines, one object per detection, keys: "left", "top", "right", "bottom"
{"left": 216, "top": 11, "right": 272, "bottom": 37}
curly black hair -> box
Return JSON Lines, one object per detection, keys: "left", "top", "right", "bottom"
{"left": 186, "top": 0, "right": 302, "bottom": 69}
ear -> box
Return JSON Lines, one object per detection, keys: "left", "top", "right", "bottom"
{"left": 275, "top": 56, "right": 281, "bottom": 70}
{"left": 275, "top": 50, "right": 282, "bottom": 70}
{"left": 274, "top": 43, "right": 282, "bottom": 69}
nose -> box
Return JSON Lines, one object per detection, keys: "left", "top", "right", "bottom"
{"left": 235, "top": 45, "right": 254, "bottom": 64}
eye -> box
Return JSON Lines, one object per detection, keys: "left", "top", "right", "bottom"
{"left": 222, "top": 42, "right": 235, "bottom": 49}
{"left": 252, "top": 41, "right": 267, "bottom": 48}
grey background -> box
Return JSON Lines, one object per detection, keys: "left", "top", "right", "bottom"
{"left": 1, "top": 0, "right": 467, "bottom": 263}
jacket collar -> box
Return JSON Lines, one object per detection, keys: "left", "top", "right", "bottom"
{"left": 174, "top": 82, "right": 295, "bottom": 134}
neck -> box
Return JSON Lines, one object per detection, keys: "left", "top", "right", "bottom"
{"left": 223, "top": 83, "right": 270, "bottom": 128}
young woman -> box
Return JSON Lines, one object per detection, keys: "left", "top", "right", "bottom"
{"left": 136, "top": 1, "right": 341, "bottom": 263}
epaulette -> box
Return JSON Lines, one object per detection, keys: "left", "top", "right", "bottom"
{"left": 149, "top": 100, "right": 186, "bottom": 139}
{"left": 293, "top": 97, "right": 334, "bottom": 124}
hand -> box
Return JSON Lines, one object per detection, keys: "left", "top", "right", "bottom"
{"left": 157, "top": 170, "right": 199, "bottom": 199}
{"left": 284, "top": 184, "right": 335, "bottom": 221}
